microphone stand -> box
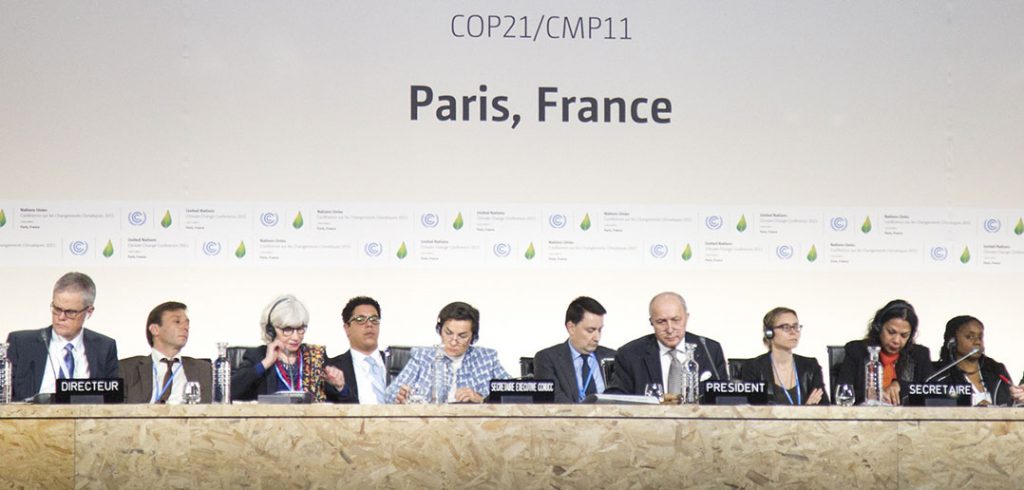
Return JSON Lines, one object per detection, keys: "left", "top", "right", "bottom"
{"left": 925, "top": 348, "right": 981, "bottom": 383}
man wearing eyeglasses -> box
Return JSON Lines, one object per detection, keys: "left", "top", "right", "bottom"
{"left": 325, "top": 296, "right": 388, "bottom": 404}
{"left": 4, "top": 272, "right": 120, "bottom": 401}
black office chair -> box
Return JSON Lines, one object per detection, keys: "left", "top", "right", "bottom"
{"left": 519, "top": 357, "right": 535, "bottom": 378}
{"left": 384, "top": 346, "right": 414, "bottom": 385}
{"left": 600, "top": 357, "right": 616, "bottom": 384}
{"left": 727, "top": 358, "right": 748, "bottom": 381}
{"left": 226, "top": 346, "right": 253, "bottom": 371}
{"left": 826, "top": 345, "right": 846, "bottom": 398}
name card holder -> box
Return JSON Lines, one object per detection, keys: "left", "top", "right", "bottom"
{"left": 487, "top": 379, "right": 555, "bottom": 404}
{"left": 700, "top": 381, "right": 768, "bottom": 405}
{"left": 905, "top": 382, "right": 972, "bottom": 407}
{"left": 258, "top": 391, "right": 312, "bottom": 404}
{"left": 55, "top": 378, "right": 125, "bottom": 404}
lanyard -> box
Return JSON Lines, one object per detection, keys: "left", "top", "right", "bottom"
{"left": 274, "top": 354, "right": 304, "bottom": 392}
{"left": 772, "top": 360, "right": 802, "bottom": 405}
{"left": 577, "top": 354, "right": 595, "bottom": 401}
{"left": 151, "top": 360, "right": 183, "bottom": 403}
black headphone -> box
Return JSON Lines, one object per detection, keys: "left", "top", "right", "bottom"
{"left": 265, "top": 297, "right": 290, "bottom": 340}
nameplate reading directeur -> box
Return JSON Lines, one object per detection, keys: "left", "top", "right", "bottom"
{"left": 55, "top": 378, "right": 125, "bottom": 404}
{"left": 487, "top": 379, "right": 555, "bottom": 404}
{"left": 700, "top": 381, "right": 768, "bottom": 405}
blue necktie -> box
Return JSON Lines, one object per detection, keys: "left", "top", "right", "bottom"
{"left": 61, "top": 344, "right": 75, "bottom": 379}
{"left": 365, "top": 356, "right": 386, "bottom": 403}
{"left": 580, "top": 355, "right": 597, "bottom": 396}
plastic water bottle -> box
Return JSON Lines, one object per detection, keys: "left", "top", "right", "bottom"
{"left": 0, "top": 343, "right": 12, "bottom": 404}
{"left": 431, "top": 345, "right": 450, "bottom": 404}
{"left": 864, "top": 345, "right": 883, "bottom": 406}
{"left": 682, "top": 343, "right": 700, "bottom": 404}
{"left": 213, "top": 342, "right": 231, "bottom": 404}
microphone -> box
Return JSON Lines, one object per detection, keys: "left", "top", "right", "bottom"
{"left": 41, "top": 330, "right": 61, "bottom": 380}
{"left": 925, "top": 347, "right": 981, "bottom": 382}
{"left": 697, "top": 337, "right": 722, "bottom": 380}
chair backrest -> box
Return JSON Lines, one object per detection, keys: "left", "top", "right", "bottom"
{"left": 826, "top": 345, "right": 846, "bottom": 398}
{"left": 727, "top": 358, "right": 748, "bottom": 381}
{"left": 599, "top": 357, "right": 616, "bottom": 384}
{"left": 226, "top": 346, "right": 252, "bottom": 371}
{"left": 519, "top": 357, "right": 535, "bottom": 378}
{"left": 384, "top": 346, "right": 414, "bottom": 384}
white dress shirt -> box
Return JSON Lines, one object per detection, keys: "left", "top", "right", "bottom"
{"left": 351, "top": 349, "right": 385, "bottom": 405}
{"left": 150, "top": 350, "right": 189, "bottom": 404}
{"left": 658, "top": 341, "right": 679, "bottom": 389}
{"left": 39, "top": 328, "right": 91, "bottom": 394}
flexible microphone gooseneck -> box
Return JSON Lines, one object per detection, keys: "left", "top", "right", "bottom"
{"left": 925, "top": 347, "right": 981, "bottom": 383}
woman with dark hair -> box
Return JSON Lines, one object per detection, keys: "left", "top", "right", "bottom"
{"left": 932, "top": 315, "right": 1024, "bottom": 406}
{"left": 740, "top": 307, "right": 828, "bottom": 405}
{"left": 385, "top": 301, "right": 510, "bottom": 404}
{"left": 835, "top": 299, "right": 933, "bottom": 405}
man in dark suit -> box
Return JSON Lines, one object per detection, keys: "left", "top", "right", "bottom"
{"left": 607, "top": 292, "right": 728, "bottom": 396}
{"left": 325, "top": 296, "right": 388, "bottom": 404}
{"left": 5, "top": 272, "right": 120, "bottom": 401}
{"left": 533, "top": 297, "right": 617, "bottom": 403}
{"left": 120, "top": 302, "right": 212, "bottom": 403}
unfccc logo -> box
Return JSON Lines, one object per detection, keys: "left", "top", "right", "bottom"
{"left": 493, "top": 243, "right": 511, "bottom": 257}
{"left": 776, "top": 245, "right": 794, "bottom": 260}
{"left": 128, "top": 211, "right": 147, "bottom": 226}
{"left": 984, "top": 218, "right": 1002, "bottom": 233}
{"left": 260, "top": 212, "right": 279, "bottom": 227}
{"left": 420, "top": 213, "right": 439, "bottom": 228}
{"left": 930, "top": 246, "right": 948, "bottom": 261}
{"left": 203, "top": 241, "right": 222, "bottom": 256}
{"left": 69, "top": 241, "right": 89, "bottom": 256}
{"left": 548, "top": 214, "right": 567, "bottom": 229}
{"left": 364, "top": 242, "right": 383, "bottom": 257}
{"left": 705, "top": 215, "right": 723, "bottom": 230}
{"left": 830, "top": 217, "right": 848, "bottom": 232}
{"left": 649, "top": 244, "right": 668, "bottom": 258}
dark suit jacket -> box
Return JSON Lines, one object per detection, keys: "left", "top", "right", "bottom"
{"left": 835, "top": 339, "right": 933, "bottom": 405}
{"left": 740, "top": 352, "right": 830, "bottom": 405}
{"left": 5, "top": 326, "right": 120, "bottom": 401}
{"left": 230, "top": 344, "right": 328, "bottom": 401}
{"left": 324, "top": 350, "right": 387, "bottom": 403}
{"left": 533, "top": 341, "right": 616, "bottom": 403}
{"left": 606, "top": 332, "right": 728, "bottom": 395}
{"left": 120, "top": 354, "right": 213, "bottom": 403}
{"left": 932, "top": 356, "right": 1014, "bottom": 406}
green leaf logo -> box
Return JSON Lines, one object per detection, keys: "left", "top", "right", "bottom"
{"left": 861, "top": 216, "right": 872, "bottom": 234}
{"left": 292, "top": 212, "right": 304, "bottom": 229}
{"left": 736, "top": 214, "right": 748, "bottom": 232}
{"left": 161, "top": 210, "right": 173, "bottom": 229}
{"left": 681, "top": 243, "right": 693, "bottom": 261}
{"left": 960, "top": 246, "right": 970, "bottom": 264}
{"left": 1015, "top": 218, "right": 1024, "bottom": 236}
{"left": 807, "top": 244, "right": 818, "bottom": 262}
{"left": 0, "top": 209, "right": 6, "bottom": 228}
{"left": 102, "top": 240, "right": 114, "bottom": 258}
{"left": 235, "top": 241, "right": 246, "bottom": 259}
{"left": 396, "top": 241, "right": 408, "bottom": 259}
{"left": 524, "top": 242, "right": 536, "bottom": 260}
{"left": 580, "top": 213, "right": 592, "bottom": 231}
{"left": 453, "top": 212, "right": 464, "bottom": 230}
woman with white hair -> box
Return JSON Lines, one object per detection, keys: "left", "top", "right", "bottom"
{"left": 231, "top": 294, "right": 343, "bottom": 401}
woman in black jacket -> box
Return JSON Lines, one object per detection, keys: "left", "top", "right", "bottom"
{"left": 741, "top": 307, "right": 828, "bottom": 405}
{"left": 836, "top": 299, "right": 933, "bottom": 405}
{"left": 932, "top": 315, "right": 1021, "bottom": 406}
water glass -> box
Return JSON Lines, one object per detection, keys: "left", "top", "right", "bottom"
{"left": 644, "top": 383, "right": 664, "bottom": 401}
{"left": 835, "top": 384, "right": 855, "bottom": 407}
{"left": 183, "top": 381, "right": 202, "bottom": 404}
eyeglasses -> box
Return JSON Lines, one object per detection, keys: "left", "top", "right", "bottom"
{"left": 772, "top": 323, "right": 803, "bottom": 333}
{"left": 349, "top": 315, "right": 381, "bottom": 326}
{"left": 441, "top": 329, "right": 472, "bottom": 344}
{"left": 51, "top": 303, "right": 91, "bottom": 319}
{"left": 275, "top": 325, "right": 308, "bottom": 336}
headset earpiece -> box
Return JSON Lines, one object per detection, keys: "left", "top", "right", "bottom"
{"left": 764, "top": 326, "right": 774, "bottom": 339}
{"left": 265, "top": 297, "right": 290, "bottom": 340}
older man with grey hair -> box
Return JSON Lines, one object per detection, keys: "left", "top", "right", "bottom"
{"left": 4, "top": 272, "right": 120, "bottom": 400}
{"left": 606, "top": 292, "right": 727, "bottom": 396}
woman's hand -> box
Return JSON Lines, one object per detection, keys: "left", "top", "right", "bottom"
{"left": 454, "top": 387, "right": 484, "bottom": 403}
{"left": 1009, "top": 384, "right": 1024, "bottom": 404}
{"left": 394, "top": 384, "right": 411, "bottom": 404}
{"left": 884, "top": 381, "right": 902, "bottom": 406}
{"left": 805, "top": 388, "right": 823, "bottom": 405}
{"left": 261, "top": 339, "right": 285, "bottom": 370}
{"left": 324, "top": 365, "right": 346, "bottom": 390}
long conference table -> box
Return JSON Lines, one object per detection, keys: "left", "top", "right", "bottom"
{"left": 2, "top": 403, "right": 1023, "bottom": 488}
